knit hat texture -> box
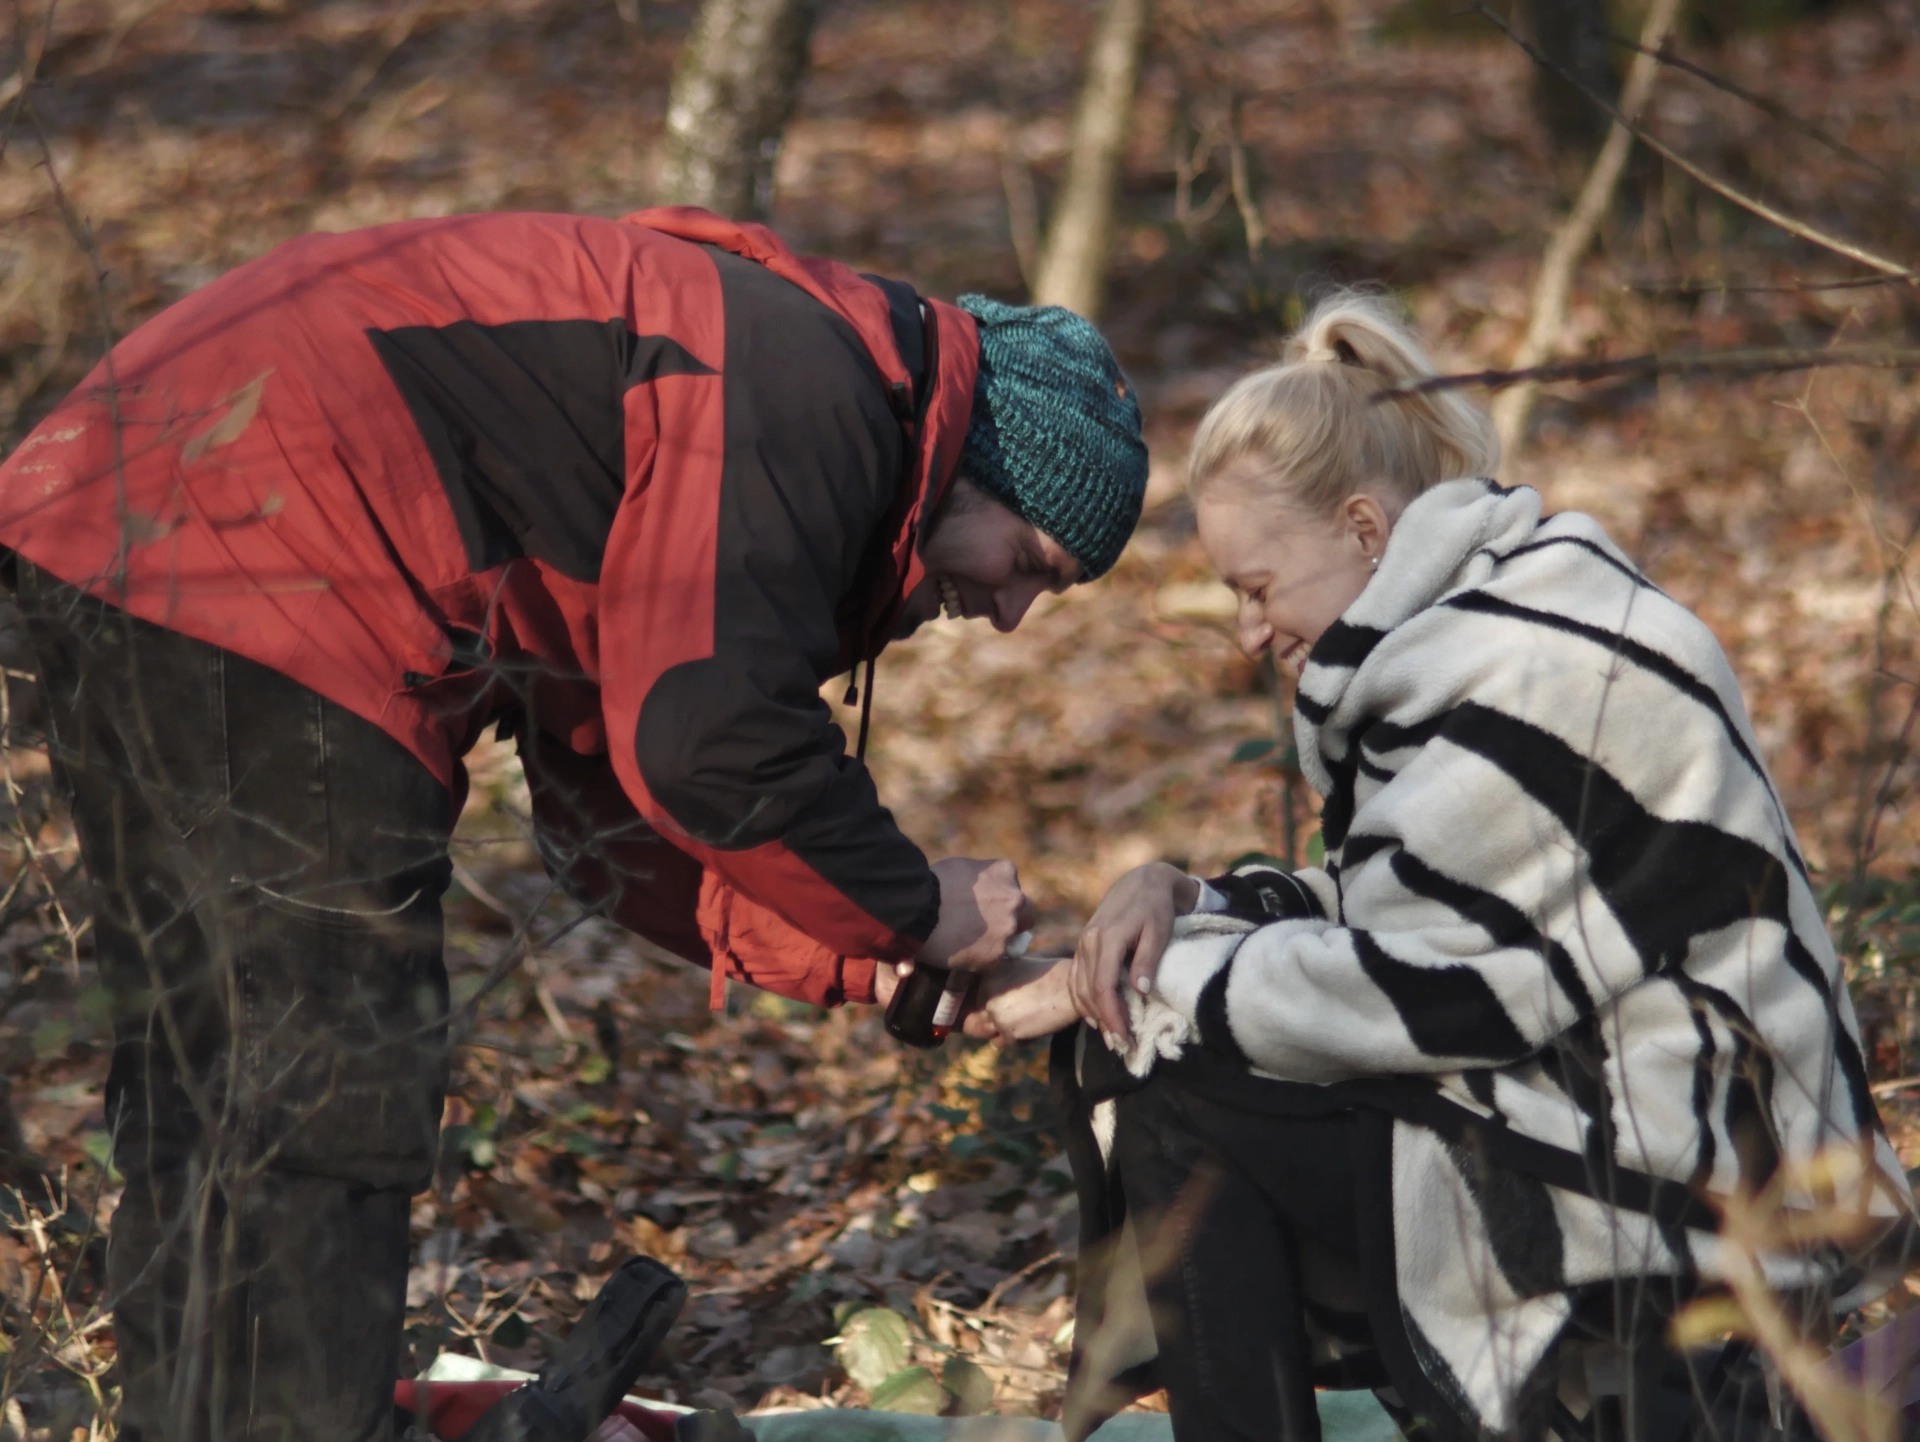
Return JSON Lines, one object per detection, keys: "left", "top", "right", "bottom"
{"left": 956, "top": 295, "right": 1148, "bottom": 580}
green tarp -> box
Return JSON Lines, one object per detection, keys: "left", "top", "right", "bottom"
{"left": 422, "top": 1355, "right": 1401, "bottom": 1442}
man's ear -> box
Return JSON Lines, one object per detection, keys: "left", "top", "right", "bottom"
{"left": 919, "top": 474, "right": 989, "bottom": 557}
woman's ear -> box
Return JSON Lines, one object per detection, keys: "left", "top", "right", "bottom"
{"left": 1342, "top": 492, "right": 1393, "bottom": 564}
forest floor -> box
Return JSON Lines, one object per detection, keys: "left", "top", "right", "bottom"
{"left": 1, "top": 0, "right": 1919, "bottom": 1428}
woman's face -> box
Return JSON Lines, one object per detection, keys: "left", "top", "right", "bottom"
{"left": 1195, "top": 467, "right": 1397, "bottom": 671}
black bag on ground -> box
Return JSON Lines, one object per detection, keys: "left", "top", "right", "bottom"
{"left": 464, "top": 1255, "right": 688, "bottom": 1442}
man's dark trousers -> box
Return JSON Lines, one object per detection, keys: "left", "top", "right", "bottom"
{"left": 13, "top": 560, "right": 454, "bottom": 1442}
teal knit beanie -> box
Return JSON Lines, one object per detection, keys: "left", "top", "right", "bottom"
{"left": 956, "top": 295, "right": 1148, "bottom": 580}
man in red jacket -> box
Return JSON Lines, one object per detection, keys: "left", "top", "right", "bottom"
{"left": 0, "top": 208, "right": 1147, "bottom": 1442}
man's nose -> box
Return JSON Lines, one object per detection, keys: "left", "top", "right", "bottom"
{"left": 1237, "top": 616, "right": 1273, "bottom": 656}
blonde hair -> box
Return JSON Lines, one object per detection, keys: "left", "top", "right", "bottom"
{"left": 1186, "top": 289, "right": 1500, "bottom": 517}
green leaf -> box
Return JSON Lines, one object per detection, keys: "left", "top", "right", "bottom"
{"left": 32, "top": 1019, "right": 70, "bottom": 1059}
{"left": 1231, "top": 737, "right": 1279, "bottom": 764}
{"left": 868, "top": 1365, "right": 950, "bottom": 1415}
{"left": 941, "top": 1356, "right": 995, "bottom": 1415}
{"left": 787, "top": 1273, "right": 831, "bottom": 1306}
{"left": 750, "top": 991, "right": 828, "bottom": 1022}
{"left": 1307, "top": 832, "right": 1326, "bottom": 866}
{"left": 490, "top": 1312, "right": 531, "bottom": 1348}
{"left": 575, "top": 1052, "right": 612, "bottom": 1085}
{"left": 835, "top": 1307, "right": 913, "bottom": 1390}
{"left": 81, "top": 1131, "right": 120, "bottom": 1182}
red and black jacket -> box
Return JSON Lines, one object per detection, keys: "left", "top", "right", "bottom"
{"left": 0, "top": 208, "right": 981, "bottom": 1005}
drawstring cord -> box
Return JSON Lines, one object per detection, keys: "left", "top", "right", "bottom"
{"left": 844, "top": 657, "right": 877, "bottom": 760}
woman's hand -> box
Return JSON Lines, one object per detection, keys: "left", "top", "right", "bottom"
{"left": 1071, "top": 862, "right": 1199, "bottom": 1041}
{"left": 977, "top": 956, "right": 1079, "bottom": 1041}
{"left": 919, "top": 857, "right": 1037, "bottom": 974}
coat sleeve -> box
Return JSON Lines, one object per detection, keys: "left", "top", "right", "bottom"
{"left": 1199, "top": 863, "right": 1329, "bottom": 924}
{"left": 516, "top": 728, "right": 712, "bottom": 968}
{"left": 1148, "top": 705, "right": 1680, "bottom": 1084}
{"left": 518, "top": 725, "right": 889, "bottom": 1006}
{"left": 596, "top": 245, "right": 939, "bottom": 994}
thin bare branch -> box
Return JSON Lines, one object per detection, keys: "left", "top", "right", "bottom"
{"left": 1477, "top": 3, "right": 1920, "bottom": 284}
{"left": 1382, "top": 344, "right": 1920, "bottom": 398}
{"left": 1591, "top": 25, "right": 1904, "bottom": 192}
{"left": 1224, "top": 93, "right": 1264, "bottom": 263}
{"left": 22, "top": 95, "right": 131, "bottom": 593}
{"left": 999, "top": 141, "right": 1040, "bottom": 292}
{"left": 1627, "top": 272, "right": 1908, "bottom": 297}
{"left": 0, "top": 0, "right": 56, "bottom": 171}
{"left": 319, "top": 0, "right": 432, "bottom": 123}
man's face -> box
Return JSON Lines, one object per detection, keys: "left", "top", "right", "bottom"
{"left": 894, "top": 480, "right": 1083, "bottom": 639}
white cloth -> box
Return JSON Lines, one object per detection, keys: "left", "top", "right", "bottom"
{"left": 1187, "top": 876, "right": 1230, "bottom": 915}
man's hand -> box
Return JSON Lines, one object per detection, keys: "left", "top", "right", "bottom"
{"left": 1070, "top": 862, "right": 1198, "bottom": 1041}
{"left": 919, "top": 858, "right": 1036, "bottom": 974}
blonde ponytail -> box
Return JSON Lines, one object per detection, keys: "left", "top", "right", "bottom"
{"left": 1187, "top": 289, "right": 1500, "bottom": 516}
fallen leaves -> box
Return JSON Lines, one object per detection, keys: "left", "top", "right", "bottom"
{"left": 180, "top": 370, "right": 272, "bottom": 462}
{"left": 0, "top": 0, "right": 1918, "bottom": 1433}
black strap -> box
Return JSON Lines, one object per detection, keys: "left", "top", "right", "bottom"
{"left": 862, "top": 273, "right": 932, "bottom": 423}
{"left": 854, "top": 657, "right": 876, "bottom": 761}
{"left": 840, "top": 276, "right": 937, "bottom": 760}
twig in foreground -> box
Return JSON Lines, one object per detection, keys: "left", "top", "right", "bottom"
{"left": 1380, "top": 345, "right": 1920, "bottom": 399}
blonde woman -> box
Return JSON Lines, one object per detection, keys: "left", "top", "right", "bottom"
{"left": 991, "top": 293, "right": 1914, "bottom": 1442}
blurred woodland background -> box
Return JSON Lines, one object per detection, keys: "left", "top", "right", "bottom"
{"left": 0, "top": 0, "right": 1918, "bottom": 1430}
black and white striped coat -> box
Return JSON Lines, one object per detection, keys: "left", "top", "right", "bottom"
{"left": 1119, "top": 478, "right": 1911, "bottom": 1433}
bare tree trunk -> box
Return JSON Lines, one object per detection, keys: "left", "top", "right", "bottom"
{"left": 656, "top": 0, "right": 824, "bottom": 221}
{"left": 1030, "top": 0, "right": 1151, "bottom": 318}
{"left": 1493, "top": 0, "right": 1684, "bottom": 461}
{"left": 1523, "top": 0, "right": 1618, "bottom": 170}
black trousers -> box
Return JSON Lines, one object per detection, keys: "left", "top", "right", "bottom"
{"left": 1096, "top": 1060, "right": 1824, "bottom": 1442}
{"left": 13, "top": 562, "right": 454, "bottom": 1442}
{"left": 1111, "top": 1074, "right": 1372, "bottom": 1442}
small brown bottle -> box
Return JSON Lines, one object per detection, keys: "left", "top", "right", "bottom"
{"left": 884, "top": 932, "right": 1029, "bottom": 1048}
{"left": 884, "top": 964, "right": 974, "bottom": 1048}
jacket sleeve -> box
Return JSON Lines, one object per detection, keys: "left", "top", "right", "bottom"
{"left": 1144, "top": 704, "right": 1693, "bottom": 1084}
{"left": 518, "top": 730, "right": 887, "bottom": 1007}
{"left": 596, "top": 245, "right": 939, "bottom": 990}
{"left": 1199, "top": 863, "right": 1329, "bottom": 925}
{"left": 516, "top": 728, "right": 712, "bottom": 968}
